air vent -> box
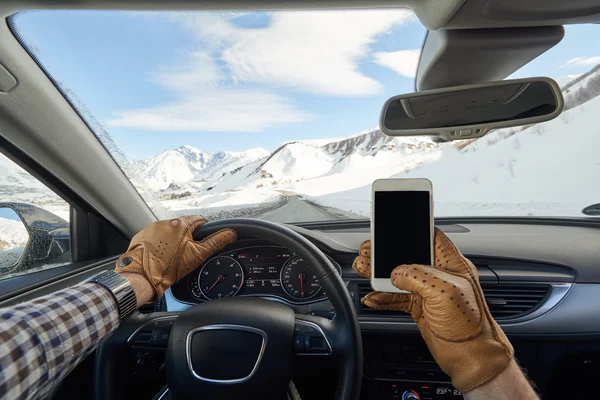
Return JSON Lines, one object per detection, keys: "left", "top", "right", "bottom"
{"left": 355, "top": 281, "right": 551, "bottom": 320}
{"left": 482, "top": 284, "right": 551, "bottom": 320}
{"left": 356, "top": 281, "right": 410, "bottom": 317}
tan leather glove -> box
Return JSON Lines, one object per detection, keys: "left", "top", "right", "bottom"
{"left": 353, "top": 228, "right": 513, "bottom": 393}
{"left": 115, "top": 215, "right": 237, "bottom": 299}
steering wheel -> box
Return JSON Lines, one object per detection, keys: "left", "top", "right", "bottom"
{"left": 94, "top": 219, "right": 363, "bottom": 400}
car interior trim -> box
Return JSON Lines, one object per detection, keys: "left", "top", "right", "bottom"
{"left": 495, "top": 283, "right": 572, "bottom": 324}
{"left": 416, "top": 26, "right": 564, "bottom": 91}
{"left": 358, "top": 282, "right": 572, "bottom": 326}
{"left": 359, "top": 283, "right": 600, "bottom": 335}
{"left": 156, "top": 387, "right": 169, "bottom": 400}
{"left": 0, "top": 257, "right": 118, "bottom": 306}
{"left": 165, "top": 285, "right": 336, "bottom": 311}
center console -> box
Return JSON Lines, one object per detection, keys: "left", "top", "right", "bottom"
{"left": 376, "top": 381, "right": 463, "bottom": 400}
{"left": 362, "top": 334, "right": 464, "bottom": 400}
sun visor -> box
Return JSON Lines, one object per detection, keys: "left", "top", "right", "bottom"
{"left": 416, "top": 26, "right": 564, "bottom": 91}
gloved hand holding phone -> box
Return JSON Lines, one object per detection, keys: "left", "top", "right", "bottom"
{"left": 353, "top": 228, "right": 536, "bottom": 397}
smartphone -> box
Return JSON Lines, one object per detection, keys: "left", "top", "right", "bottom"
{"left": 371, "top": 178, "right": 434, "bottom": 293}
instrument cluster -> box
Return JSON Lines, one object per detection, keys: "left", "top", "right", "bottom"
{"left": 175, "top": 245, "right": 338, "bottom": 304}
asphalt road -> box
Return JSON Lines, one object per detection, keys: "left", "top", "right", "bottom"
{"left": 254, "top": 194, "right": 347, "bottom": 223}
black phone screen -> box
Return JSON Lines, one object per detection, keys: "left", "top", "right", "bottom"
{"left": 373, "top": 191, "right": 432, "bottom": 278}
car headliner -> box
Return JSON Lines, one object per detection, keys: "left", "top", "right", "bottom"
{"left": 0, "top": 0, "right": 599, "bottom": 237}
{"left": 2, "top": 0, "right": 600, "bottom": 29}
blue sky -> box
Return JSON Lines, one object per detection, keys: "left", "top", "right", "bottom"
{"left": 10, "top": 11, "right": 600, "bottom": 160}
{"left": 0, "top": 208, "right": 21, "bottom": 221}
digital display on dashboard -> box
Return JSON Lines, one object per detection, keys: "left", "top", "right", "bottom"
{"left": 236, "top": 248, "right": 291, "bottom": 289}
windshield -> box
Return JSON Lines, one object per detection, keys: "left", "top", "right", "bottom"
{"left": 10, "top": 11, "right": 600, "bottom": 223}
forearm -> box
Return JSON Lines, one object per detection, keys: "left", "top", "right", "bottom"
{"left": 0, "top": 283, "right": 120, "bottom": 399}
{"left": 464, "top": 360, "right": 538, "bottom": 400}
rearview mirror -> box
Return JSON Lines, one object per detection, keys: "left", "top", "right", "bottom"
{"left": 380, "top": 77, "right": 564, "bottom": 142}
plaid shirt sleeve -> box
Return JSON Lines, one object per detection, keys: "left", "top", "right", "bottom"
{"left": 0, "top": 282, "right": 120, "bottom": 400}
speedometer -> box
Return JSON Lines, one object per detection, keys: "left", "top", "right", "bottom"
{"left": 281, "top": 256, "right": 321, "bottom": 300}
{"left": 198, "top": 256, "right": 244, "bottom": 300}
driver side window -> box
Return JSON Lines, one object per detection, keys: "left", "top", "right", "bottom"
{"left": 0, "top": 152, "right": 71, "bottom": 281}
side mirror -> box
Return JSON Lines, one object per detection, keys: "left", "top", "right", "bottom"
{"left": 380, "top": 77, "right": 564, "bottom": 142}
{"left": 0, "top": 207, "right": 29, "bottom": 274}
{"left": 0, "top": 202, "right": 70, "bottom": 276}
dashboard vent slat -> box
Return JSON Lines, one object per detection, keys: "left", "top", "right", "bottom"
{"left": 355, "top": 281, "right": 552, "bottom": 321}
{"left": 482, "top": 283, "right": 551, "bottom": 320}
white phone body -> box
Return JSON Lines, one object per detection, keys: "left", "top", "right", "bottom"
{"left": 370, "top": 178, "right": 434, "bottom": 293}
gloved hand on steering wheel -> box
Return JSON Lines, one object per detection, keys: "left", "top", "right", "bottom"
{"left": 115, "top": 215, "right": 237, "bottom": 300}
{"left": 353, "top": 228, "right": 537, "bottom": 398}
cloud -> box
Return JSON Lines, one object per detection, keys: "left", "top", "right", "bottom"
{"left": 106, "top": 10, "right": 416, "bottom": 132}
{"left": 107, "top": 89, "right": 309, "bottom": 132}
{"left": 149, "top": 51, "right": 224, "bottom": 92}
{"left": 181, "top": 10, "right": 415, "bottom": 96}
{"left": 561, "top": 56, "right": 600, "bottom": 68}
{"left": 107, "top": 50, "right": 310, "bottom": 132}
{"left": 373, "top": 49, "right": 421, "bottom": 78}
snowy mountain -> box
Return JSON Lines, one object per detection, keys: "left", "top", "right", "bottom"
{"left": 201, "top": 148, "right": 271, "bottom": 182}
{"left": 135, "top": 129, "right": 438, "bottom": 195}
{"left": 134, "top": 145, "right": 269, "bottom": 191}
{"left": 0, "top": 217, "right": 28, "bottom": 250}
{"left": 142, "top": 128, "right": 441, "bottom": 219}
{"left": 186, "top": 129, "right": 440, "bottom": 195}
{"left": 250, "top": 129, "right": 437, "bottom": 181}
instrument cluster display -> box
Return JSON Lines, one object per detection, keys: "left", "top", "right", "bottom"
{"left": 186, "top": 246, "right": 334, "bottom": 303}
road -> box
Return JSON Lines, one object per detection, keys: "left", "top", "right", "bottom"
{"left": 254, "top": 193, "right": 352, "bottom": 223}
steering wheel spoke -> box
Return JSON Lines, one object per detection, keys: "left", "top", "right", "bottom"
{"left": 128, "top": 314, "right": 179, "bottom": 349}
{"left": 293, "top": 315, "right": 333, "bottom": 356}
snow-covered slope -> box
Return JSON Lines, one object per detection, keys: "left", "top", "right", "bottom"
{"left": 139, "top": 130, "right": 438, "bottom": 195}
{"left": 0, "top": 217, "right": 28, "bottom": 250}
{"left": 192, "top": 130, "right": 439, "bottom": 195}
{"left": 249, "top": 130, "right": 437, "bottom": 181}
{"left": 201, "top": 148, "right": 270, "bottom": 181}
{"left": 253, "top": 141, "right": 338, "bottom": 181}
{"left": 561, "top": 65, "right": 600, "bottom": 112}
{"left": 140, "top": 129, "right": 440, "bottom": 216}
{"left": 135, "top": 145, "right": 269, "bottom": 191}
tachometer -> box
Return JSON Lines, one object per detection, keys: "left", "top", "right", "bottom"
{"left": 281, "top": 256, "right": 321, "bottom": 300}
{"left": 198, "top": 256, "right": 244, "bottom": 300}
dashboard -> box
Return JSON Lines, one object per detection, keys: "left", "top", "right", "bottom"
{"left": 164, "top": 219, "right": 600, "bottom": 400}
{"left": 170, "top": 243, "right": 341, "bottom": 305}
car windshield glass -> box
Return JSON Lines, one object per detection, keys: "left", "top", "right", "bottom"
{"left": 9, "top": 11, "right": 600, "bottom": 223}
